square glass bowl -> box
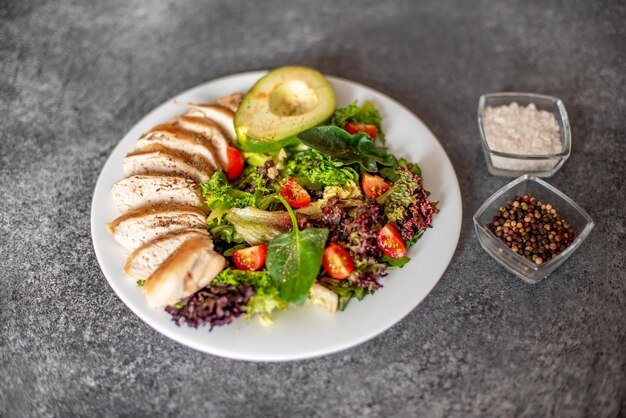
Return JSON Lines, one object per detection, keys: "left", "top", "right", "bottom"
{"left": 478, "top": 92, "right": 571, "bottom": 177}
{"left": 473, "top": 175, "right": 594, "bottom": 283}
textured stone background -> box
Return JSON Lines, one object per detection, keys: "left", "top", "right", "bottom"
{"left": 1, "top": 0, "right": 624, "bottom": 416}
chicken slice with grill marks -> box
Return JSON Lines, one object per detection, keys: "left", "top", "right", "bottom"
{"left": 123, "top": 144, "right": 213, "bottom": 184}
{"left": 106, "top": 203, "right": 206, "bottom": 251}
{"left": 135, "top": 124, "right": 222, "bottom": 171}
{"left": 111, "top": 174, "right": 206, "bottom": 214}
{"left": 216, "top": 93, "right": 243, "bottom": 113}
{"left": 171, "top": 116, "right": 230, "bottom": 170}
{"left": 143, "top": 238, "right": 227, "bottom": 308}
{"left": 181, "top": 103, "right": 237, "bottom": 142}
{"left": 124, "top": 228, "right": 211, "bottom": 281}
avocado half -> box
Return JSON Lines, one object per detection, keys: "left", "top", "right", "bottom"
{"left": 234, "top": 66, "right": 336, "bottom": 152}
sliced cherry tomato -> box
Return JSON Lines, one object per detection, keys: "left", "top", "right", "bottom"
{"left": 377, "top": 223, "right": 407, "bottom": 258}
{"left": 345, "top": 122, "right": 378, "bottom": 138}
{"left": 322, "top": 244, "right": 354, "bottom": 280}
{"left": 280, "top": 177, "right": 311, "bottom": 208}
{"left": 361, "top": 173, "right": 392, "bottom": 198}
{"left": 233, "top": 244, "right": 267, "bottom": 271}
{"left": 226, "top": 146, "right": 245, "bottom": 180}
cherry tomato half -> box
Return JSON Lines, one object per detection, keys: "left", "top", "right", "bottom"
{"left": 280, "top": 177, "right": 311, "bottom": 208}
{"left": 233, "top": 245, "right": 267, "bottom": 271}
{"left": 322, "top": 244, "right": 354, "bottom": 280}
{"left": 361, "top": 173, "right": 392, "bottom": 198}
{"left": 226, "top": 146, "right": 245, "bottom": 180}
{"left": 345, "top": 122, "right": 378, "bottom": 138}
{"left": 376, "top": 223, "right": 407, "bottom": 258}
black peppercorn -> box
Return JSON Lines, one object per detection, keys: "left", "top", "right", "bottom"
{"left": 486, "top": 194, "right": 576, "bottom": 264}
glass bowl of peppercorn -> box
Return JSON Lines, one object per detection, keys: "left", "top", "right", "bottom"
{"left": 477, "top": 92, "right": 572, "bottom": 177}
{"left": 473, "top": 175, "right": 594, "bottom": 283}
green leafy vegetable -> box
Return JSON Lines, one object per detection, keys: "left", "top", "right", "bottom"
{"left": 377, "top": 166, "right": 439, "bottom": 245}
{"left": 381, "top": 255, "right": 411, "bottom": 268}
{"left": 297, "top": 126, "right": 397, "bottom": 172}
{"left": 379, "top": 159, "right": 421, "bottom": 182}
{"left": 332, "top": 100, "right": 386, "bottom": 144}
{"left": 206, "top": 219, "right": 243, "bottom": 244}
{"left": 282, "top": 148, "right": 359, "bottom": 189}
{"left": 318, "top": 279, "right": 376, "bottom": 311}
{"left": 225, "top": 207, "right": 292, "bottom": 245}
{"left": 266, "top": 196, "right": 329, "bottom": 304}
{"left": 213, "top": 268, "right": 286, "bottom": 316}
{"left": 201, "top": 171, "right": 256, "bottom": 222}
{"left": 378, "top": 168, "right": 421, "bottom": 224}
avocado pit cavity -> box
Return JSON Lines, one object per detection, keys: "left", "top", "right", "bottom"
{"left": 270, "top": 80, "right": 319, "bottom": 117}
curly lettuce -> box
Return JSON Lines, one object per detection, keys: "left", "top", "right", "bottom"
{"left": 282, "top": 148, "right": 359, "bottom": 189}
{"left": 212, "top": 268, "right": 286, "bottom": 316}
{"left": 200, "top": 171, "right": 256, "bottom": 222}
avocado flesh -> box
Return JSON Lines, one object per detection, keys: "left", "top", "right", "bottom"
{"left": 235, "top": 66, "right": 336, "bottom": 152}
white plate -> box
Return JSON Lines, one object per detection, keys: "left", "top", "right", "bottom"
{"left": 91, "top": 71, "right": 462, "bottom": 362}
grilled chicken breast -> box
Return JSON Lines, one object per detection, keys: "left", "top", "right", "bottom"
{"left": 171, "top": 116, "right": 230, "bottom": 169}
{"left": 111, "top": 174, "right": 205, "bottom": 214}
{"left": 216, "top": 93, "right": 243, "bottom": 113}
{"left": 106, "top": 203, "right": 206, "bottom": 251}
{"left": 143, "top": 238, "right": 226, "bottom": 308}
{"left": 135, "top": 124, "right": 221, "bottom": 171}
{"left": 124, "top": 228, "right": 211, "bottom": 280}
{"left": 123, "top": 144, "right": 213, "bottom": 184}
{"left": 183, "top": 104, "right": 236, "bottom": 142}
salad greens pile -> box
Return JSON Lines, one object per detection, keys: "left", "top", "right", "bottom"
{"left": 168, "top": 100, "right": 439, "bottom": 328}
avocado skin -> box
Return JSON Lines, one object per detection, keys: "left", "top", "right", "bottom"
{"left": 235, "top": 66, "right": 336, "bottom": 152}
{"left": 238, "top": 134, "right": 299, "bottom": 153}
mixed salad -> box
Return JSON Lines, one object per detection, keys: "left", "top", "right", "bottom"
{"left": 164, "top": 98, "right": 440, "bottom": 329}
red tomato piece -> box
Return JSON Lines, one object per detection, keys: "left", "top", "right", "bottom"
{"left": 377, "top": 224, "right": 407, "bottom": 258}
{"left": 322, "top": 244, "right": 354, "bottom": 280}
{"left": 226, "top": 146, "right": 245, "bottom": 180}
{"left": 345, "top": 122, "right": 378, "bottom": 138}
{"left": 361, "top": 173, "right": 392, "bottom": 198}
{"left": 233, "top": 245, "right": 267, "bottom": 271}
{"left": 280, "top": 177, "right": 311, "bottom": 208}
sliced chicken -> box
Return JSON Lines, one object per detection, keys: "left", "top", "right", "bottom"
{"left": 123, "top": 144, "right": 213, "bottom": 184}
{"left": 111, "top": 174, "right": 205, "bottom": 214}
{"left": 171, "top": 116, "right": 230, "bottom": 169}
{"left": 124, "top": 228, "right": 211, "bottom": 280}
{"left": 106, "top": 203, "right": 206, "bottom": 251}
{"left": 136, "top": 124, "right": 222, "bottom": 171}
{"left": 143, "top": 238, "right": 227, "bottom": 308}
{"left": 216, "top": 93, "right": 243, "bottom": 113}
{"left": 182, "top": 104, "right": 237, "bottom": 142}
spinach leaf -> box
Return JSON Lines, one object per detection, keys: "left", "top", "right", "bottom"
{"left": 266, "top": 196, "right": 329, "bottom": 305}
{"left": 297, "top": 126, "right": 397, "bottom": 172}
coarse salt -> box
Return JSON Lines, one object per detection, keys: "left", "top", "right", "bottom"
{"left": 483, "top": 102, "right": 562, "bottom": 172}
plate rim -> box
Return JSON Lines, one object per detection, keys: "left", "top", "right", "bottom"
{"left": 90, "top": 70, "right": 462, "bottom": 362}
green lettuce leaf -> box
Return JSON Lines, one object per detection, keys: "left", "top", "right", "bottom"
{"left": 212, "top": 268, "right": 286, "bottom": 316}
{"left": 201, "top": 171, "right": 256, "bottom": 222}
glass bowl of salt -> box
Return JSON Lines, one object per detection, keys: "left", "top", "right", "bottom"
{"left": 477, "top": 92, "right": 571, "bottom": 177}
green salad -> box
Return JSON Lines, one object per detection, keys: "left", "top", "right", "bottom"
{"left": 165, "top": 96, "right": 440, "bottom": 329}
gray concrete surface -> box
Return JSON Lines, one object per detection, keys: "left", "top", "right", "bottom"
{"left": 1, "top": 0, "right": 624, "bottom": 416}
